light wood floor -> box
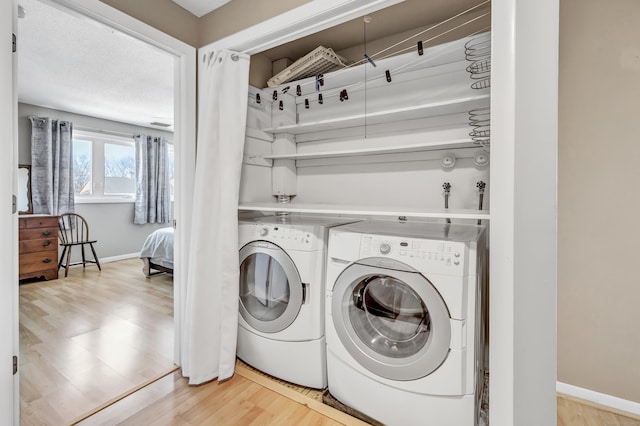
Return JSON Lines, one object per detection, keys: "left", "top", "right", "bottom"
{"left": 19, "top": 258, "right": 175, "bottom": 425}
{"left": 79, "top": 366, "right": 640, "bottom": 426}
{"left": 557, "top": 394, "right": 640, "bottom": 426}
{"left": 79, "top": 369, "right": 349, "bottom": 426}
{"left": 19, "top": 259, "right": 640, "bottom": 425}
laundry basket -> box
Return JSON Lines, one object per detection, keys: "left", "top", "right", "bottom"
{"left": 267, "top": 46, "right": 348, "bottom": 87}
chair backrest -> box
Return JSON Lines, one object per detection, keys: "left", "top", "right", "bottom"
{"left": 58, "top": 213, "right": 91, "bottom": 244}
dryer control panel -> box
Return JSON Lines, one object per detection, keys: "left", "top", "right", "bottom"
{"left": 250, "top": 223, "right": 322, "bottom": 251}
{"left": 359, "top": 235, "right": 468, "bottom": 276}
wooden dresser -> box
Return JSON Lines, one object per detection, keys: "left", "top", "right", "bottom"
{"left": 19, "top": 215, "right": 59, "bottom": 281}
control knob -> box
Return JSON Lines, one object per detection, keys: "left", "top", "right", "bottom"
{"left": 259, "top": 227, "right": 269, "bottom": 237}
{"left": 379, "top": 242, "right": 391, "bottom": 255}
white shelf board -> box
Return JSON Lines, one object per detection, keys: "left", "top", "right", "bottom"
{"left": 238, "top": 202, "right": 490, "bottom": 220}
{"left": 263, "top": 138, "right": 478, "bottom": 161}
{"left": 263, "top": 94, "right": 489, "bottom": 135}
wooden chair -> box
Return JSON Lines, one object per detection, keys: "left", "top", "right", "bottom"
{"left": 58, "top": 213, "right": 101, "bottom": 277}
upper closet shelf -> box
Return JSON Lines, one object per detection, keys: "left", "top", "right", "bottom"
{"left": 263, "top": 94, "right": 489, "bottom": 136}
{"left": 238, "top": 202, "right": 490, "bottom": 221}
{"left": 263, "top": 138, "right": 478, "bottom": 161}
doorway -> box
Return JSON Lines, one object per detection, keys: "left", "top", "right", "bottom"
{"left": 15, "top": 0, "right": 195, "bottom": 423}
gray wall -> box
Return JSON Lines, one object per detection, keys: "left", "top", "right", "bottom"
{"left": 19, "top": 102, "right": 173, "bottom": 260}
{"left": 74, "top": 203, "right": 170, "bottom": 259}
{"left": 558, "top": 0, "right": 640, "bottom": 403}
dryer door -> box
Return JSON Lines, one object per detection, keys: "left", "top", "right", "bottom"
{"left": 331, "top": 257, "right": 451, "bottom": 381}
{"left": 239, "top": 241, "right": 304, "bottom": 333}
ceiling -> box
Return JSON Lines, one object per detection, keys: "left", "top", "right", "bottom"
{"left": 170, "top": 0, "right": 233, "bottom": 17}
{"left": 17, "top": 0, "right": 175, "bottom": 131}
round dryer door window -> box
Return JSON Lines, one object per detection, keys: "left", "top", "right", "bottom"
{"left": 332, "top": 258, "right": 451, "bottom": 381}
{"left": 239, "top": 241, "right": 304, "bottom": 333}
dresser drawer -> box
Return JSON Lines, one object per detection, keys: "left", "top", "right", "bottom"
{"left": 20, "top": 227, "right": 58, "bottom": 241}
{"left": 19, "top": 215, "right": 59, "bottom": 281}
{"left": 19, "top": 250, "right": 58, "bottom": 274}
{"left": 19, "top": 238, "right": 57, "bottom": 254}
{"left": 21, "top": 216, "right": 59, "bottom": 229}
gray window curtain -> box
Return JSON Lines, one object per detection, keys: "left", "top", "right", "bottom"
{"left": 29, "top": 116, "right": 75, "bottom": 215}
{"left": 134, "top": 134, "right": 171, "bottom": 224}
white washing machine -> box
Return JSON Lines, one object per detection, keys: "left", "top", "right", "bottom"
{"left": 325, "top": 220, "right": 487, "bottom": 426}
{"left": 237, "top": 214, "right": 358, "bottom": 389}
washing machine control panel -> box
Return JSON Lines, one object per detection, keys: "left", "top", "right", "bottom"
{"left": 360, "top": 235, "right": 467, "bottom": 275}
{"left": 253, "top": 224, "right": 320, "bottom": 250}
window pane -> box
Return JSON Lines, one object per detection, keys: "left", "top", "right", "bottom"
{"left": 104, "top": 143, "right": 135, "bottom": 194}
{"left": 73, "top": 139, "right": 92, "bottom": 195}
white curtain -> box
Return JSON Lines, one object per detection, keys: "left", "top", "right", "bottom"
{"left": 133, "top": 134, "right": 171, "bottom": 224}
{"left": 29, "top": 117, "right": 75, "bottom": 215}
{"left": 181, "top": 49, "right": 250, "bottom": 384}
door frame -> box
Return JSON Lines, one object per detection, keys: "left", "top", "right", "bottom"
{"left": 7, "top": 1, "right": 195, "bottom": 421}
{"left": 1, "top": 0, "right": 19, "bottom": 423}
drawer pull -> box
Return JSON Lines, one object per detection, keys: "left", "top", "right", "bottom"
{"left": 42, "top": 230, "right": 51, "bottom": 236}
{"left": 42, "top": 258, "right": 52, "bottom": 264}
{"left": 42, "top": 241, "right": 51, "bottom": 247}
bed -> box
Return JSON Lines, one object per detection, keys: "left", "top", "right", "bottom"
{"left": 140, "top": 227, "right": 174, "bottom": 277}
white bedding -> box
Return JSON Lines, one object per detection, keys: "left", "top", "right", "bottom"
{"left": 140, "top": 227, "right": 174, "bottom": 269}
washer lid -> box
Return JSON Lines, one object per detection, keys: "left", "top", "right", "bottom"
{"left": 239, "top": 241, "right": 303, "bottom": 333}
{"left": 332, "top": 258, "right": 451, "bottom": 381}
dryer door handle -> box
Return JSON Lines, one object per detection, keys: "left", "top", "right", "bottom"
{"left": 302, "top": 283, "right": 309, "bottom": 304}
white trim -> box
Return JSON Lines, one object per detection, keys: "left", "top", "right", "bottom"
{"left": 74, "top": 129, "right": 134, "bottom": 145}
{"left": 100, "top": 252, "right": 140, "bottom": 264}
{"left": 490, "top": 0, "right": 558, "bottom": 425}
{"left": 557, "top": 382, "right": 640, "bottom": 416}
{"left": 201, "top": 0, "right": 405, "bottom": 55}
{"left": 3, "top": 0, "right": 19, "bottom": 423}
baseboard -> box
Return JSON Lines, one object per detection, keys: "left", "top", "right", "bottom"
{"left": 557, "top": 381, "right": 640, "bottom": 417}
{"left": 100, "top": 253, "right": 140, "bottom": 264}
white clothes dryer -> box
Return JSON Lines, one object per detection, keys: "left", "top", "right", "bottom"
{"left": 325, "top": 220, "right": 487, "bottom": 426}
{"left": 237, "top": 214, "right": 358, "bottom": 389}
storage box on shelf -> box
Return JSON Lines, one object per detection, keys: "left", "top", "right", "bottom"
{"left": 239, "top": 32, "right": 491, "bottom": 221}
{"left": 19, "top": 215, "right": 59, "bottom": 281}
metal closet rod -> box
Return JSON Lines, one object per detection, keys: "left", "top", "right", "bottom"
{"left": 290, "top": 18, "right": 491, "bottom": 98}
{"left": 348, "top": 0, "right": 491, "bottom": 68}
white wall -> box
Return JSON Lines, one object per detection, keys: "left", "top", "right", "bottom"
{"left": 241, "top": 39, "right": 490, "bottom": 216}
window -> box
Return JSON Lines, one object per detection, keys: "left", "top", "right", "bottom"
{"left": 104, "top": 142, "right": 136, "bottom": 195}
{"left": 72, "top": 130, "right": 174, "bottom": 203}
{"left": 72, "top": 131, "right": 135, "bottom": 202}
{"left": 73, "top": 138, "right": 92, "bottom": 195}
